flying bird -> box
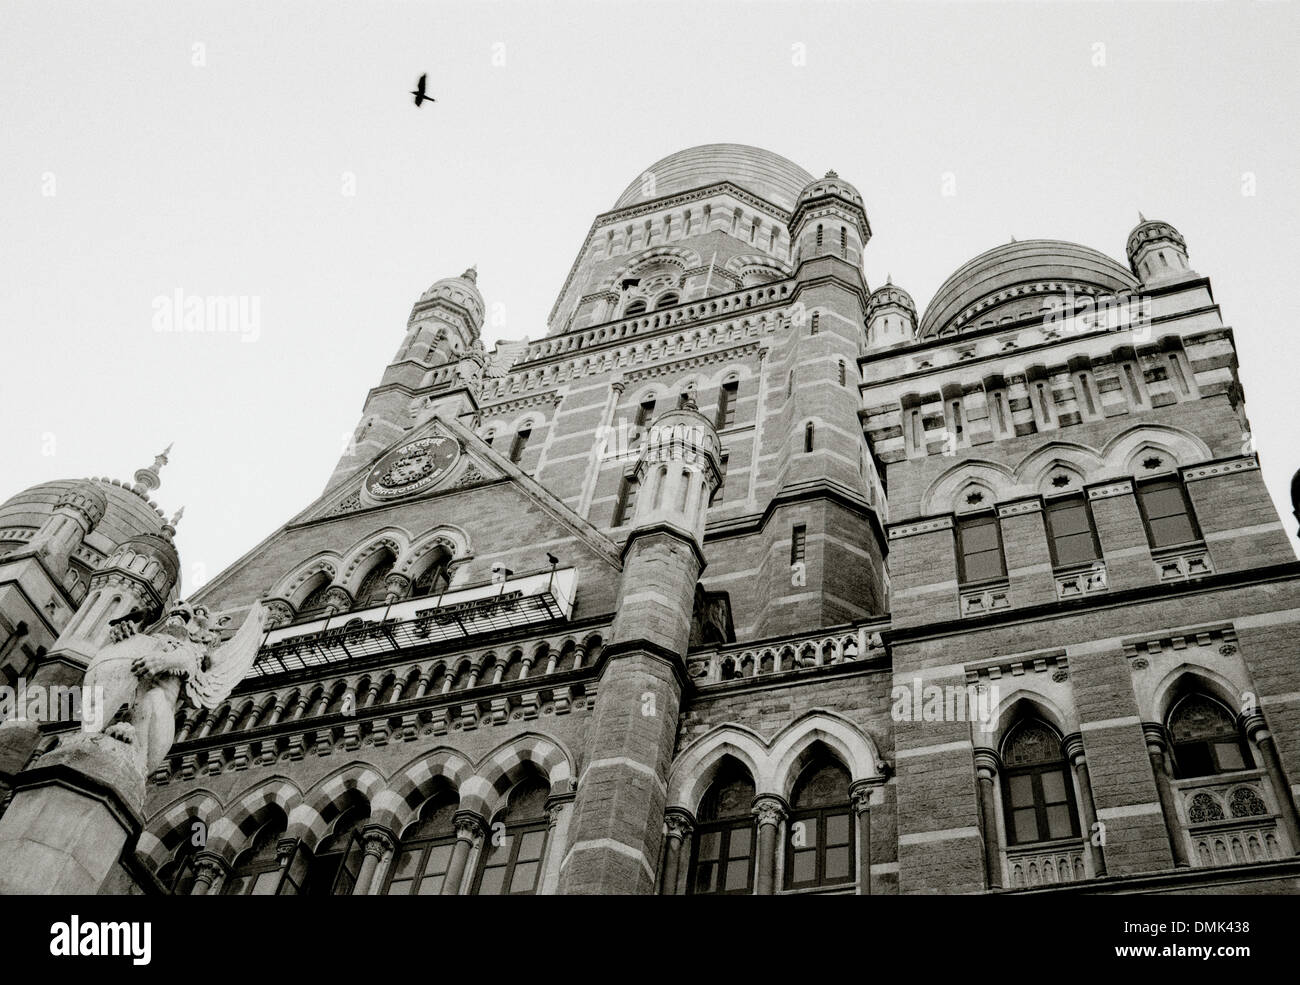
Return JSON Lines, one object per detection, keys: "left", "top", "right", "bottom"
{"left": 410, "top": 73, "right": 435, "bottom": 107}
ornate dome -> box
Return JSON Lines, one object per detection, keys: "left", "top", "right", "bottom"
{"left": 612, "top": 144, "right": 814, "bottom": 213}
{"left": 918, "top": 239, "right": 1139, "bottom": 339}
{"left": 0, "top": 478, "right": 167, "bottom": 558}
{"left": 417, "top": 266, "right": 485, "bottom": 325}
{"left": 795, "top": 170, "right": 864, "bottom": 210}
{"left": 1126, "top": 217, "right": 1186, "bottom": 268}
{"left": 867, "top": 279, "right": 916, "bottom": 317}
{"left": 104, "top": 531, "right": 181, "bottom": 598}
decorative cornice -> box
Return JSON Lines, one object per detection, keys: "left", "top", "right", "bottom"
{"left": 965, "top": 649, "right": 1068, "bottom": 685}
{"left": 997, "top": 498, "right": 1042, "bottom": 518}
{"left": 887, "top": 515, "right": 954, "bottom": 541}
{"left": 1086, "top": 479, "right": 1134, "bottom": 500}
{"left": 1181, "top": 455, "right": 1259, "bottom": 482}
{"left": 1120, "top": 622, "right": 1237, "bottom": 662}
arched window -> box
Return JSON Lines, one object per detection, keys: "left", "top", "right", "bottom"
{"left": 1000, "top": 720, "right": 1079, "bottom": 846}
{"left": 298, "top": 577, "right": 332, "bottom": 617}
{"left": 810, "top": 312, "right": 820, "bottom": 334}
{"left": 308, "top": 804, "right": 368, "bottom": 895}
{"left": 785, "top": 755, "right": 854, "bottom": 890}
{"left": 689, "top": 758, "right": 756, "bottom": 895}
{"left": 815, "top": 224, "right": 823, "bottom": 254}
{"left": 385, "top": 792, "right": 459, "bottom": 895}
{"left": 1167, "top": 693, "right": 1252, "bottom": 778}
{"left": 223, "top": 813, "right": 289, "bottom": 894}
{"left": 625, "top": 298, "right": 647, "bottom": 316}
{"left": 840, "top": 226, "right": 847, "bottom": 259}
{"left": 804, "top": 422, "right": 815, "bottom": 453}
{"left": 412, "top": 550, "right": 452, "bottom": 598}
{"left": 509, "top": 425, "right": 532, "bottom": 464}
{"left": 157, "top": 840, "right": 199, "bottom": 895}
{"left": 656, "top": 291, "right": 679, "bottom": 309}
{"left": 356, "top": 550, "right": 396, "bottom": 606}
{"left": 473, "top": 776, "right": 550, "bottom": 895}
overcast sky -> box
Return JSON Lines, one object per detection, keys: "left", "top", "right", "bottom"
{"left": 2, "top": 0, "right": 1297, "bottom": 594}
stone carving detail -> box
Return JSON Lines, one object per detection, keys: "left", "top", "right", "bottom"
{"left": 455, "top": 464, "right": 487, "bottom": 488}
{"left": 326, "top": 493, "right": 362, "bottom": 517}
{"left": 1228, "top": 786, "right": 1267, "bottom": 818}
{"left": 1188, "top": 792, "right": 1225, "bottom": 823}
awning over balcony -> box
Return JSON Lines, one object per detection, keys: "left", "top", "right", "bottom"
{"left": 250, "top": 567, "right": 577, "bottom": 677}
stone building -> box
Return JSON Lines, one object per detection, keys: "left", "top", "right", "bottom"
{"left": 2, "top": 144, "right": 1299, "bottom": 895}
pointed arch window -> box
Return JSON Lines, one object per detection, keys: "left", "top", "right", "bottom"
{"left": 158, "top": 841, "right": 199, "bottom": 895}
{"left": 298, "top": 578, "right": 332, "bottom": 617}
{"left": 473, "top": 776, "right": 550, "bottom": 895}
{"left": 223, "top": 814, "right": 289, "bottom": 895}
{"left": 356, "top": 550, "right": 396, "bottom": 606}
{"left": 716, "top": 379, "right": 739, "bottom": 429}
{"left": 308, "top": 805, "right": 368, "bottom": 895}
{"left": 785, "top": 755, "right": 854, "bottom": 889}
{"left": 412, "top": 551, "right": 452, "bottom": 598}
{"left": 1000, "top": 720, "right": 1079, "bottom": 845}
{"left": 509, "top": 425, "right": 532, "bottom": 464}
{"left": 1167, "top": 693, "right": 1252, "bottom": 779}
{"left": 385, "top": 793, "right": 459, "bottom": 895}
{"left": 689, "top": 759, "right": 756, "bottom": 895}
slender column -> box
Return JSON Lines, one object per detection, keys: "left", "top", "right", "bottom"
{"left": 1062, "top": 733, "right": 1106, "bottom": 877}
{"left": 661, "top": 808, "right": 694, "bottom": 895}
{"left": 973, "top": 749, "right": 1003, "bottom": 889}
{"left": 752, "top": 795, "right": 787, "bottom": 895}
{"left": 540, "top": 796, "right": 574, "bottom": 895}
{"left": 190, "top": 851, "right": 228, "bottom": 895}
{"left": 413, "top": 673, "right": 431, "bottom": 699}
{"left": 1143, "top": 723, "right": 1190, "bottom": 868}
{"left": 353, "top": 825, "right": 396, "bottom": 895}
{"left": 849, "top": 780, "right": 879, "bottom": 894}
{"left": 1243, "top": 713, "right": 1300, "bottom": 853}
{"left": 442, "top": 811, "right": 485, "bottom": 895}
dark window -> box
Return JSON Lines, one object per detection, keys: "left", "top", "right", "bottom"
{"left": 713, "top": 454, "right": 728, "bottom": 505}
{"left": 385, "top": 795, "right": 458, "bottom": 895}
{"left": 956, "top": 513, "right": 1005, "bottom": 583}
{"left": 815, "top": 224, "right": 823, "bottom": 253}
{"left": 785, "top": 757, "right": 854, "bottom": 889}
{"left": 158, "top": 844, "right": 198, "bottom": 896}
{"left": 614, "top": 475, "right": 638, "bottom": 526}
{"left": 412, "top": 554, "right": 451, "bottom": 598}
{"left": 298, "top": 578, "right": 331, "bottom": 617}
{"left": 810, "top": 312, "right": 820, "bottom": 334}
{"left": 473, "top": 778, "right": 549, "bottom": 895}
{"left": 840, "top": 227, "right": 848, "bottom": 259}
{"left": 635, "top": 397, "right": 656, "bottom": 433}
{"left": 1136, "top": 479, "right": 1200, "bottom": 549}
{"left": 356, "top": 552, "right": 396, "bottom": 606}
{"left": 509, "top": 427, "right": 531, "bottom": 464}
{"left": 791, "top": 524, "right": 807, "bottom": 566}
{"left": 657, "top": 292, "right": 679, "bottom": 309}
{"left": 483, "top": 430, "right": 495, "bottom": 446}
{"left": 625, "top": 299, "right": 647, "bottom": 316}
{"left": 223, "top": 817, "right": 288, "bottom": 895}
{"left": 1167, "top": 694, "right": 1253, "bottom": 779}
{"left": 1000, "top": 720, "right": 1079, "bottom": 846}
{"left": 308, "top": 805, "right": 368, "bottom": 896}
{"left": 838, "top": 360, "right": 847, "bottom": 387}
{"left": 689, "top": 760, "right": 756, "bottom": 895}
{"left": 804, "top": 422, "right": 815, "bottom": 452}
{"left": 1044, "top": 496, "right": 1101, "bottom": 568}
{"left": 716, "top": 381, "right": 738, "bottom": 429}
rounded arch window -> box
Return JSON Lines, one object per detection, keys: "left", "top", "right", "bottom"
{"left": 307, "top": 804, "right": 369, "bottom": 896}
{"left": 385, "top": 791, "right": 459, "bottom": 895}
{"left": 298, "top": 576, "right": 332, "bottom": 616}
{"left": 624, "top": 298, "right": 647, "bottom": 316}
{"left": 1000, "top": 719, "right": 1079, "bottom": 845}
{"left": 785, "top": 753, "right": 853, "bottom": 889}
{"left": 656, "top": 291, "right": 679, "bottom": 309}
{"left": 411, "top": 547, "right": 453, "bottom": 599}
{"left": 223, "top": 812, "right": 288, "bottom": 895}
{"left": 689, "top": 758, "right": 756, "bottom": 895}
{"left": 157, "top": 839, "right": 199, "bottom": 895}
{"left": 473, "top": 775, "right": 550, "bottom": 895}
{"left": 356, "top": 549, "right": 397, "bottom": 606}
{"left": 1167, "top": 693, "right": 1252, "bottom": 778}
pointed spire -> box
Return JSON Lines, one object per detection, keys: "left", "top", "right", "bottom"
{"left": 1138, "top": 211, "right": 1147, "bottom": 223}
{"left": 162, "top": 506, "right": 184, "bottom": 540}
{"left": 132, "top": 444, "right": 171, "bottom": 496}
{"left": 1010, "top": 235, "right": 1017, "bottom": 243}
{"left": 462, "top": 265, "right": 478, "bottom": 284}
{"left": 886, "top": 273, "right": 893, "bottom": 285}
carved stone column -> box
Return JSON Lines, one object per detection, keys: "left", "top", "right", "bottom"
{"left": 442, "top": 811, "right": 485, "bottom": 895}
{"left": 973, "top": 748, "right": 1003, "bottom": 889}
{"left": 383, "top": 573, "right": 411, "bottom": 605}
{"left": 322, "top": 586, "right": 352, "bottom": 617}
{"left": 1242, "top": 712, "right": 1300, "bottom": 853}
{"left": 353, "top": 824, "right": 396, "bottom": 895}
{"left": 849, "top": 779, "right": 883, "bottom": 894}
{"left": 752, "top": 795, "right": 788, "bottom": 895}
{"left": 661, "top": 808, "right": 694, "bottom": 895}
{"left": 1143, "top": 723, "right": 1190, "bottom": 868}
{"left": 540, "top": 795, "right": 574, "bottom": 895}
{"left": 1062, "top": 733, "right": 1106, "bottom": 877}
{"left": 189, "top": 851, "right": 228, "bottom": 895}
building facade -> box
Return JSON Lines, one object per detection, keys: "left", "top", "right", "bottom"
{"left": 3, "top": 143, "right": 1300, "bottom": 895}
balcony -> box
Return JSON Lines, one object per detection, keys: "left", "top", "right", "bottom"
{"left": 1174, "top": 770, "right": 1291, "bottom": 867}
{"left": 1004, "top": 839, "right": 1089, "bottom": 888}
{"left": 251, "top": 567, "right": 577, "bottom": 678}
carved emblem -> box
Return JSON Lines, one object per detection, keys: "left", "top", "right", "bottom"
{"left": 366, "top": 435, "right": 461, "bottom": 501}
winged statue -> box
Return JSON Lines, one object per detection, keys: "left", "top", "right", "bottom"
{"left": 81, "top": 601, "right": 266, "bottom": 774}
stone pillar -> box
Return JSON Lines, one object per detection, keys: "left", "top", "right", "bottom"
{"left": 190, "top": 851, "right": 228, "bottom": 895}
{"left": 1063, "top": 733, "right": 1106, "bottom": 877}
{"left": 752, "top": 795, "right": 787, "bottom": 895}
{"left": 442, "top": 811, "right": 485, "bottom": 895}
{"left": 849, "top": 779, "right": 881, "bottom": 894}
{"left": 1142, "top": 723, "right": 1190, "bottom": 868}
{"left": 0, "top": 733, "right": 145, "bottom": 894}
{"left": 973, "top": 749, "right": 1003, "bottom": 890}
{"left": 660, "top": 808, "right": 694, "bottom": 895}
{"left": 353, "top": 825, "right": 396, "bottom": 895}
{"left": 1243, "top": 713, "right": 1300, "bottom": 854}
{"left": 540, "top": 795, "right": 574, "bottom": 895}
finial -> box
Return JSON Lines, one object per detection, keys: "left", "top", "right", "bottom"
{"left": 170, "top": 506, "right": 185, "bottom": 527}
{"left": 132, "top": 444, "right": 172, "bottom": 496}
{"left": 1138, "top": 211, "right": 1147, "bottom": 223}
{"left": 824, "top": 169, "right": 838, "bottom": 179}
{"left": 1010, "top": 235, "right": 1017, "bottom": 243}
{"left": 462, "top": 265, "right": 478, "bottom": 284}
{"left": 886, "top": 273, "right": 893, "bottom": 285}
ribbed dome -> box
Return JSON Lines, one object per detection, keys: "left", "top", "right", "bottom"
{"left": 613, "top": 144, "right": 814, "bottom": 212}
{"left": 1126, "top": 218, "right": 1186, "bottom": 266}
{"left": 0, "top": 479, "right": 166, "bottom": 557}
{"left": 796, "top": 170, "right": 864, "bottom": 209}
{"left": 868, "top": 281, "right": 916, "bottom": 317}
{"left": 918, "top": 240, "right": 1139, "bottom": 339}
{"left": 417, "top": 267, "right": 485, "bottom": 325}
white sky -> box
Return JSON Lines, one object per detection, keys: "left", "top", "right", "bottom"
{"left": 2, "top": 0, "right": 1297, "bottom": 594}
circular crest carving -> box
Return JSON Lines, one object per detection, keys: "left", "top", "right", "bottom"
{"left": 365, "top": 435, "right": 461, "bottom": 501}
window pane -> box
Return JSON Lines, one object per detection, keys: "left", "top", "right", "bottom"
{"left": 478, "top": 866, "right": 505, "bottom": 896}
{"left": 388, "top": 850, "right": 419, "bottom": 881}
{"left": 517, "top": 830, "right": 547, "bottom": 861}
{"left": 1047, "top": 805, "right": 1074, "bottom": 840}
{"left": 725, "top": 859, "right": 750, "bottom": 892}
{"left": 387, "top": 879, "right": 412, "bottom": 896}
{"left": 791, "top": 850, "right": 816, "bottom": 884}
{"left": 1008, "top": 774, "right": 1035, "bottom": 807}
{"left": 825, "top": 846, "right": 851, "bottom": 881}
{"left": 694, "top": 861, "right": 719, "bottom": 894}
{"left": 961, "top": 521, "right": 1000, "bottom": 553}
{"left": 1040, "top": 770, "right": 1067, "bottom": 804}
{"left": 1175, "top": 743, "right": 1215, "bottom": 778}
{"left": 794, "top": 818, "right": 818, "bottom": 850}
{"left": 1048, "top": 502, "right": 1090, "bottom": 537}
{"left": 1148, "top": 515, "right": 1197, "bottom": 547}
{"left": 1214, "top": 742, "right": 1246, "bottom": 771}
{"left": 964, "top": 549, "right": 1005, "bottom": 582}
{"left": 225, "top": 875, "right": 251, "bottom": 895}
{"left": 426, "top": 844, "right": 453, "bottom": 875}
{"left": 1013, "top": 807, "right": 1039, "bottom": 843}
{"left": 1141, "top": 486, "right": 1187, "bottom": 520}
{"left": 826, "top": 814, "right": 850, "bottom": 846}
{"left": 509, "top": 860, "right": 540, "bottom": 894}
{"left": 728, "top": 826, "right": 752, "bottom": 859}
{"left": 697, "top": 831, "right": 721, "bottom": 861}
{"left": 1053, "top": 531, "right": 1097, "bottom": 566}
{"left": 251, "top": 870, "right": 280, "bottom": 895}
{"left": 417, "top": 874, "right": 444, "bottom": 895}
{"left": 484, "top": 836, "right": 511, "bottom": 863}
